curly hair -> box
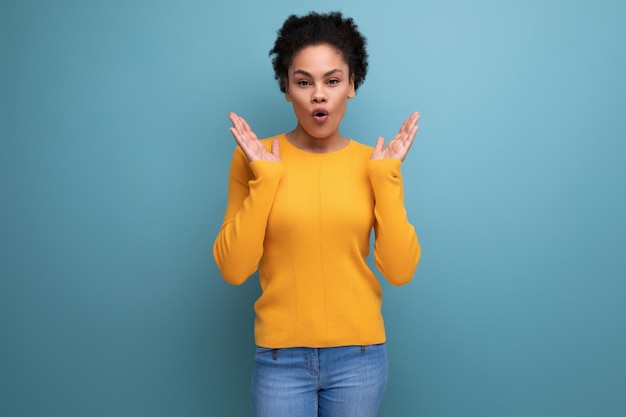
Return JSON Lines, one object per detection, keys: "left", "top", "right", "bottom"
{"left": 269, "top": 11, "right": 368, "bottom": 93}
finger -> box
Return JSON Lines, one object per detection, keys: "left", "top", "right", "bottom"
{"left": 271, "top": 138, "right": 280, "bottom": 157}
{"left": 400, "top": 124, "right": 419, "bottom": 157}
{"left": 238, "top": 114, "right": 252, "bottom": 134}
{"left": 229, "top": 122, "right": 252, "bottom": 146}
{"left": 400, "top": 125, "right": 418, "bottom": 149}
{"left": 375, "top": 136, "right": 385, "bottom": 151}
{"left": 396, "top": 113, "right": 415, "bottom": 138}
{"left": 398, "top": 116, "right": 410, "bottom": 135}
{"left": 229, "top": 112, "right": 244, "bottom": 134}
{"left": 408, "top": 116, "right": 420, "bottom": 139}
{"left": 233, "top": 114, "right": 259, "bottom": 143}
{"left": 397, "top": 113, "right": 419, "bottom": 142}
{"left": 403, "top": 112, "right": 420, "bottom": 134}
{"left": 229, "top": 126, "right": 245, "bottom": 145}
{"left": 229, "top": 127, "right": 244, "bottom": 147}
{"left": 231, "top": 113, "right": 250, "bottom": 136}
{"left": 229, "top": 112, "right": 241, "bottom": 126}
{"left": 374, "top": 136, "right": 385, "bottom": 153}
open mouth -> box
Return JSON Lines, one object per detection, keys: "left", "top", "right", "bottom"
{"left": 312, "top": 108, "right": 329, "bottom": 121}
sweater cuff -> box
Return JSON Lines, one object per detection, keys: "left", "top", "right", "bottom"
{"left": 367, "top": 158, "right": 402, "bottom": 184}
{"left": 249, "top": 160, "right": 284, "bottom": 181}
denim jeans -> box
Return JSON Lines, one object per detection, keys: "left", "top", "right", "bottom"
{"left": 251, "top": 344, "right": 388, "bottom": 417}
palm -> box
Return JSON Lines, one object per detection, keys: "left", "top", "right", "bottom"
{"left": 229, "top": 112, "right": 280, "bottom": 162}
{"left": 371, "top": 112, "right": 420, "bottom": 161}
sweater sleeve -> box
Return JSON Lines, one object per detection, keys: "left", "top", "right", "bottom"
{"left": 368, "top": 158, "right": 421, "bottom": 286}
{"left": 213, "top": 147, "right": 284, "bottom": 285}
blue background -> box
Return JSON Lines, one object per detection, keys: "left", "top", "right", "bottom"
{"left": 2, "top": 0, "right": 625, "bottom": 416}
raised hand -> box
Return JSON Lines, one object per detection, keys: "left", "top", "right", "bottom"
{"left": 370, "top": 112, "right": 420, "bottom": 161}
{"left": 229, "top": 112, "right": 280, "bottom": 162}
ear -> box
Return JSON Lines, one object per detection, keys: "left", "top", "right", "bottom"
{"left": 348, "top": 75, "right": 356, "bottom": 99}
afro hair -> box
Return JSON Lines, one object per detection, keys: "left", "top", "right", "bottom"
{"left": 269, "top": 11, "right": 368, "bottom": 93}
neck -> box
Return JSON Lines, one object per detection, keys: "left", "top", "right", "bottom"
{"left": 286, "top": 126, "right": 349, "bottom": 154}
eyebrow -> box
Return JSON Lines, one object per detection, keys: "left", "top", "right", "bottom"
{"left": 292, "top": 68, "right": 345, "bottom": 78}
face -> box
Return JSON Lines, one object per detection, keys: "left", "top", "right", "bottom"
{"left": 285, "top": 44, "right": 355, "bottom": 143}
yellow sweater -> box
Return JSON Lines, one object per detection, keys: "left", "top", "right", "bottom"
{"left": 213, "top": 134, "right": 420, "bottom": 348}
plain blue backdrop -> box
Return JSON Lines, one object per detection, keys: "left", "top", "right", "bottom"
{"left": 1, "top": 0, "right": 625, "bottom": 416}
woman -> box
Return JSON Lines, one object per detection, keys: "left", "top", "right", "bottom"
{"left": 213, "top": 11, "right": 421, "bottom": 417}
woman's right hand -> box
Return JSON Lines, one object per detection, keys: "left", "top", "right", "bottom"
{"left": 228, "top": 112, "right": 280, "bottom": 162}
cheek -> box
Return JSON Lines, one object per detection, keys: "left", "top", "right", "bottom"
{"left": 292, "top": 97, "right": 309, "bottom": 111}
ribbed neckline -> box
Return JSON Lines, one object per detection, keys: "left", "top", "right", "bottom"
{"left": 278, "top": 133, "right": 354, "bottom": 156}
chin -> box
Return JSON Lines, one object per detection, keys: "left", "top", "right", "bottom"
{"left": 304, "top": 124, "right": 338, "bottom": 140}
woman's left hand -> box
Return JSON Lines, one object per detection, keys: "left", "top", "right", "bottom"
{"left": 370, "top": 112, "right": 420, "bottom": 161}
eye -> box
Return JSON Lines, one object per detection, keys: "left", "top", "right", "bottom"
{"left": 327, "top": 79, "right": 340, "bottom": 85}
{"left": 297, "top": 80, "right": 310, "bottom": 87}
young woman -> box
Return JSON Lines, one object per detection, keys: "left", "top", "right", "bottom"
{"left": 213, "top": 11, "right": 421, "bottom": 417}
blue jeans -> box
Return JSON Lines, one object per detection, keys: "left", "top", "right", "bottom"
{"left": 251, "top": 344, "right": 388, "bottom": 417}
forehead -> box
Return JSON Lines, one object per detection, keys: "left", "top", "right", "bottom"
{"left": 289, "top": 44, "right": 349, "bottom": 71}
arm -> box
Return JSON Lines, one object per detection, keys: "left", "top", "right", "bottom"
{"left": 213, "top": 113, "right": 283, "bottom": 285}
{"left": 213, "top": 147, "right": 284, "bottom": 285}
{"left": 369, "top": 111, "right": 421, "bottom": 285}
{"left": 369, "top": 159, "right": 420, "bottom": 286}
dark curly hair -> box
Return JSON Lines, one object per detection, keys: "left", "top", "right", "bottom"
{"left": 269, "top": 11, "right": 368, "bottom": 93}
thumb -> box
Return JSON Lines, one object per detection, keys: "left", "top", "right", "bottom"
{"left": 271, "top": 138, "right": 280, "bottom": 157}
{"left": 374, "top": 136, "right": 385, "bottom": 153}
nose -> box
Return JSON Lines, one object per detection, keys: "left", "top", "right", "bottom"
{"left": 312, "top": 87, "right": 327, "bottom": 103}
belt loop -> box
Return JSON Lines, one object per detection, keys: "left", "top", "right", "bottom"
{"left": 361, "top": 346, "right": 366, "bottom": 352}
{"left": 272, "top": 349, "right": 278, "bottom": 360}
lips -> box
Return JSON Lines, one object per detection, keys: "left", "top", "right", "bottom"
{"left": 312, "top": 108, "right": 329, "bottom": 122}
